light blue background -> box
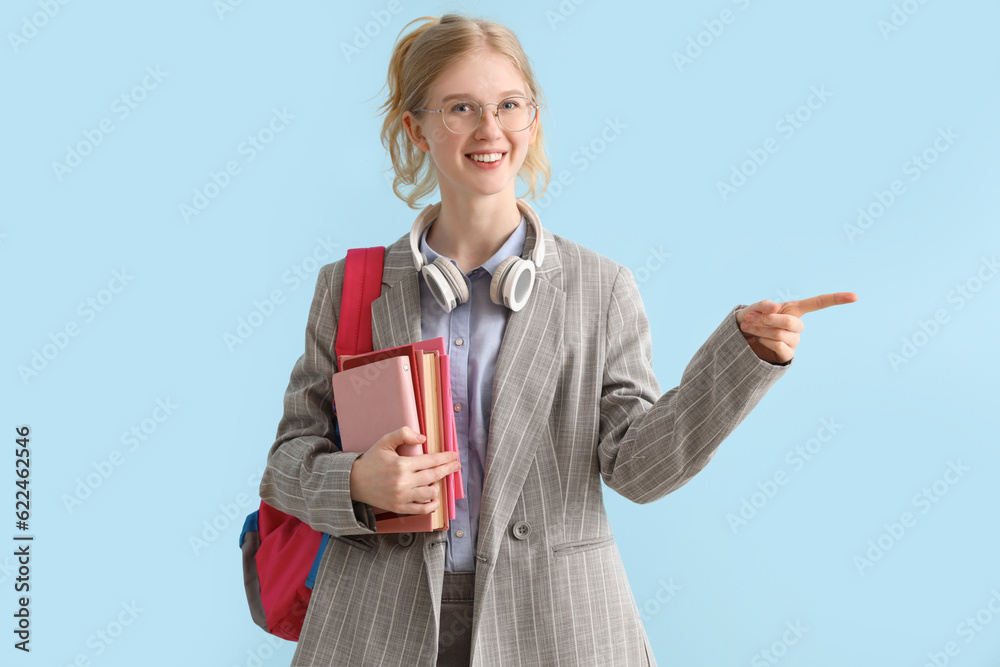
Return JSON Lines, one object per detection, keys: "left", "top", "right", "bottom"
{"left": 4, "top": 1, "right": 999, "bottom": 665}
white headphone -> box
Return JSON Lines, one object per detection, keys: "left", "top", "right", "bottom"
{"left": 408, "top": 198, "right": 546, "bottom": 313}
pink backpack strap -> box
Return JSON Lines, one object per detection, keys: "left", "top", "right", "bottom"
{"left": 335, "top": 247, "right": 385, "bottom": 368}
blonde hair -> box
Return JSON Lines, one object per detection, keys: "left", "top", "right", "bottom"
{"left": 378, "top": 14, "right": 551, "bottom": 209}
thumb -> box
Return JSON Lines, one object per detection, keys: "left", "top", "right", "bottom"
{"left": 758, "top": 299, "right": 782, "bottom": 315}
{"left": 375, "top": 426, "right": 426, "bottom": 453}
{"left": 738, "top": 299, "right": 781, "bottom": 324}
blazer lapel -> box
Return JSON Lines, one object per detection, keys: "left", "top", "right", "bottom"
{"left": 476, "top": 227, "right": 565, "bottom": 589}
{"left": 370, "top": 235, "right": 422, "bottom": 351}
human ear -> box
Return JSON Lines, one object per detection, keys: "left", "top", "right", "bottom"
{"left": 402, "top": 111, "right": 429, "bottom": 152}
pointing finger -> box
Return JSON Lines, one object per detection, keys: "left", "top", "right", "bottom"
{"left": 781, "top": 292, "right": 857, "bottom": 317}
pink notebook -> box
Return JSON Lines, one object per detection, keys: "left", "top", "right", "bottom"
{"left": 331, "top": 356, "right": 442, "bottom": 533}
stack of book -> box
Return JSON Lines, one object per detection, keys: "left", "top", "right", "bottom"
{"left": 332, "top": 337, "right": 464, "bottom": 533}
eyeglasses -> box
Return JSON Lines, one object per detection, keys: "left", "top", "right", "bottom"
{"left": 417, "top": 96, "right": 539, "bottom": 134}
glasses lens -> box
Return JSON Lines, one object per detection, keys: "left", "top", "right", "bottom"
{"left": 497, "top": 97, "right": 535, "bottom": 131}
{"left": 443, "top": 100, "right": 481, "bottom": 134}
{"left": 442, "top": 98, "right": 535, "bottom": 133}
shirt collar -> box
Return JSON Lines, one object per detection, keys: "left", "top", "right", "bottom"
{"left": 419, "top": 213, "right": 527, "bottom": 277}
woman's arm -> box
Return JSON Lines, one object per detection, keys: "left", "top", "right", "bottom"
{"left": 258, "top": 261, "right": 378, "bottom": 536}
{"left": 596, "top": 265, "right": 789, "bottom": 504}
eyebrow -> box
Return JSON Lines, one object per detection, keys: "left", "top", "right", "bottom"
{"left": 440, "top": 89, "right": 525, "bottom": 103}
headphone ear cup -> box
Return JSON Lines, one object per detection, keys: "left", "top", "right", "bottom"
{"left": 422, "top": 257, "right": 469, "bottom": 313}
{"left": 490, "top": 256, "right": 535, "bottom": 312}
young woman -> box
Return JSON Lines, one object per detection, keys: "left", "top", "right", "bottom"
{"left": 259, "top": 14, "right": 855, "bottom": 667}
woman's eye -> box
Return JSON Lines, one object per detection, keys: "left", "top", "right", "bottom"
{"left": 500, "top": 100, "right": 521, "bottom": 110}
{"left": 451, "top": 102, "right": 474, "bottom": 113}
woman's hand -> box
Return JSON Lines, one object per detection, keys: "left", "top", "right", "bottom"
{"left": 348, "top": 426, "right": 461, "bottom": 515}
{"left": 736, "top": 292, "right": 858, "bottom": 365}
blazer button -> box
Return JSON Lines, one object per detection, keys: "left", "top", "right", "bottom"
{"left": 511, "top": 521, "right": 531, "bottom": 540}
{"left": 397, "top": 532, "right": 414, "bottom": 547}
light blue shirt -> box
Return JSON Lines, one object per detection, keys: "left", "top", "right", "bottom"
{"left": 417, "top": 214, "right": 527, "bottom": 572}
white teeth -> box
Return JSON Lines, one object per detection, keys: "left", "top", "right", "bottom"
{"left": 469, "top": 152, "right": 503, "bottom": 163}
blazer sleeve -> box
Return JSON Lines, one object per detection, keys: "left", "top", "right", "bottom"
{"left": 597, "top": 265, "right": 791, "bottom": 503}
{"left": 258, "top": 260, "right": 378, "bottom": 536}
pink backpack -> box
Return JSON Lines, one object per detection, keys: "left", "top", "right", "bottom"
{"left": 240, "top": 246, "right": 385, "bottom": 640}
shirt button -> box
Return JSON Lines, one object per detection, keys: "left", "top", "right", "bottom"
{"left": 456, "top": 529, "right": 464, "bottom": 538}
{"left": 455, "top": 338, "right": 464, "bottom": 347}
{"left": 454, "top": 403, "right": 462, "bottom": 412}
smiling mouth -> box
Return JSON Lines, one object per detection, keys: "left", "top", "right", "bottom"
{"left": 465, "top": 152, "right": 507, "bottom": 164}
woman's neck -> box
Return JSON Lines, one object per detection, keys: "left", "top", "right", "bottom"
{"left": 425, "top": 190, "right": 522, "bottom": 274}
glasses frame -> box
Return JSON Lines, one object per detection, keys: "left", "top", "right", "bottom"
{"left": 416, "top": 96, "right": 540, "bottom": 135}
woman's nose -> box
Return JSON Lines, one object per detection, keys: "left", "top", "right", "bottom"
{"left": 474, "top": 107, "right": 504, "bottom": 139}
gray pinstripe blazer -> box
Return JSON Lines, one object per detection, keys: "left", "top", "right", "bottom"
{"left": 259, "top": 218, "right": 789, "bottom": 666}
